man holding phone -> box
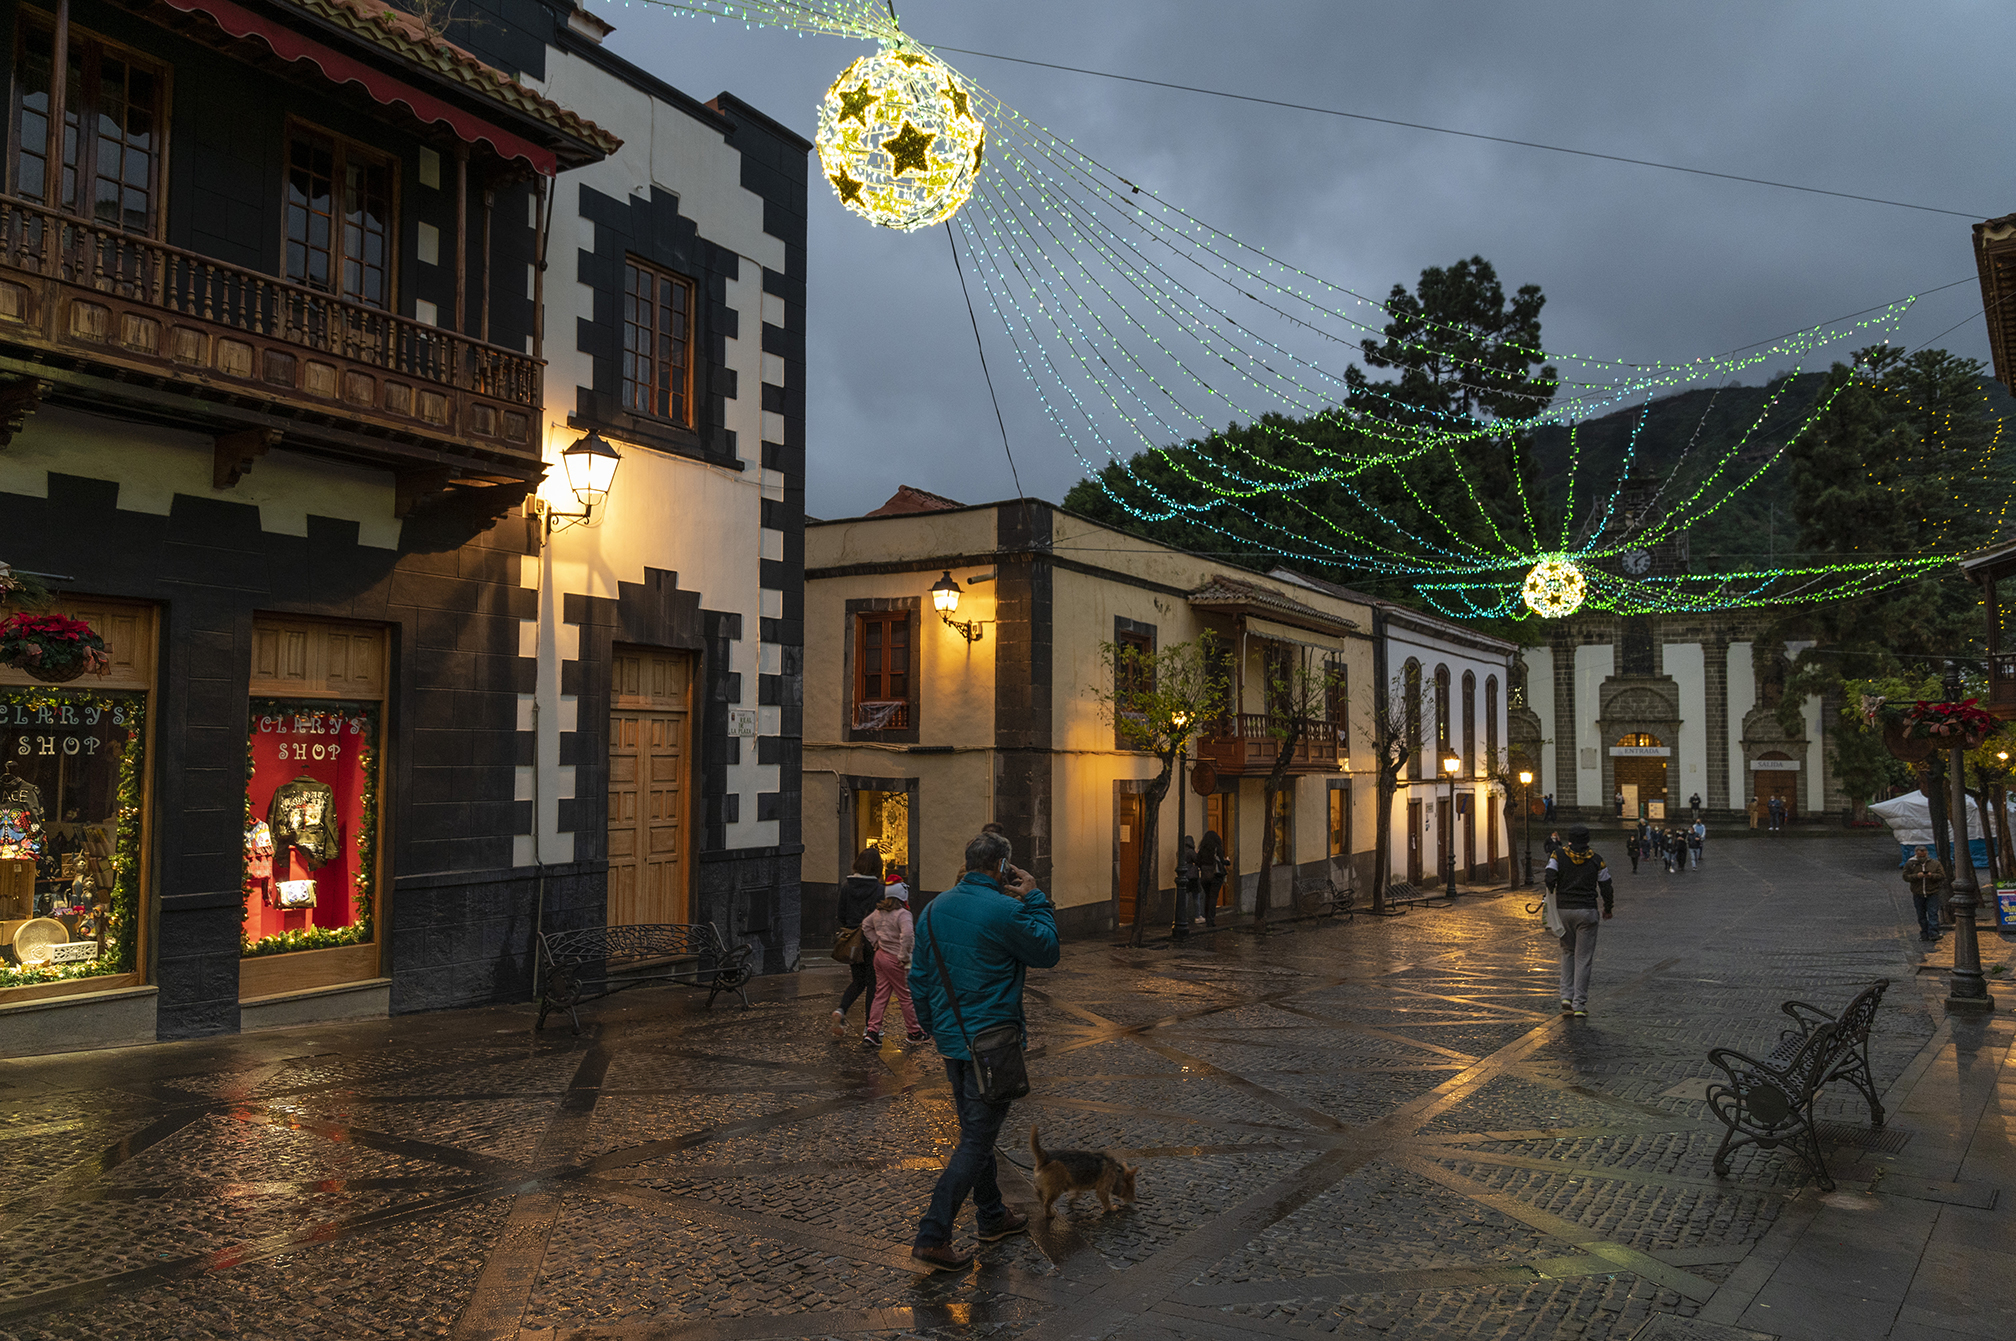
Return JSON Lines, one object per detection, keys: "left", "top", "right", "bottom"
{"left": 907, "top": 831, "right": 1060, "bottom": 1271}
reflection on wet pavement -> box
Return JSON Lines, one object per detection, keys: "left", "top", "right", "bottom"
{"left": 0, "top": 835, "right": 1958, "bottom": 1339}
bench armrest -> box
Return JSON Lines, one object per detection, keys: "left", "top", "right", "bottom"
{"left": 1780, "top": 999, "right": 1836, "bottom": 1034}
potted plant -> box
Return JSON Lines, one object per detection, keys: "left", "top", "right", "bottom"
{"left": 1871, "top": 696, "right": 1997, "bottom": 761}
{"left": 0, "top": 612, "right": 110, "bottom": 683}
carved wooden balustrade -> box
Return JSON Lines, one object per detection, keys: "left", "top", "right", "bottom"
{"left": 0, "top": 193, "right": 540, "bottom": 466}
{"left": 1195, "top": 714, "right": 1344, "bottom": 775}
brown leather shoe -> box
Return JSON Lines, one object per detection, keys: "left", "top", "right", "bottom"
{"left": 977, "top": 1209, "right": 1029, "bottom": 1242}
{"left": 911, "top": 1244, "right": 975, "bottom": 1272}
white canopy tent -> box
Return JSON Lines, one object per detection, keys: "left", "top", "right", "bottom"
{"left": 1867, "top": 792, "right": 2004, "bottom": 865}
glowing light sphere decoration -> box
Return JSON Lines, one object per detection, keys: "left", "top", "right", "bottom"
{"left": 815, "top": 45, "right": 985, "bottom": 231}
{"left": 1521, "top": 556, "right": 1588, "bottom": 619}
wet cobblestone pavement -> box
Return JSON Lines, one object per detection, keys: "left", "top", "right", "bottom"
{"left": 2, "top": 832, "right": 2005, "bottom": 1341}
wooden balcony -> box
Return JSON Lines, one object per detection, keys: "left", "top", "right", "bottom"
{"left": 0, "top": 193, "right": 542, "bottom": 496}
{"left": 1991, "top": 654, "right": 2016, "bottom": 721}
{"left": 1196, "top": 714, "right": 1344, "bottom": 776}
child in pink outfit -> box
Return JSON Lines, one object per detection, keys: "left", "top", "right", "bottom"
{"left": 860, "top": 887, "right": 923, "bottom": 1047}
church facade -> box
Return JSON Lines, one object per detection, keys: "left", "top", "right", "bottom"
{"left": 1510, "top": 615, "right": 1841, "bottom": 826}
{"left": 1506, "top": 477, "right": 1843, "bottom": 826}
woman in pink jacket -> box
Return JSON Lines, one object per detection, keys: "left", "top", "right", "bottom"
{"left": 860, "top": 883, "right": 925, "bottom": 1048}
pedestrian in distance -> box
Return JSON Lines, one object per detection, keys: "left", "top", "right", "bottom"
{"left": 860, "top": 884, "right": 924, "bottom": 1048}
{"left": 1545, "top": 824, "right": 1613, "bottom": 1017}
{"left": 1543, "top": 830, "right": 1561, "bottom": 861}
{"left": 1625, "top": 834, "right": 1640, "bottom": 874}
{"left": 1195, "top": 830, "right": 1228, "bottom": 928}
{"left": 1670, "top": 829, "right": 1687, "bottom": 875}
{"left": 1544, "top": 793, "right": 1556, "bottom": 821}
{"left": 1689, "top": 820, "right": 1706, "bottom": 869}
{"left": 829, "top": 847, "right": 883, "bottom": 1039}
{"left": 1615, "top": 788, "right": 1626, "bottom": 817}
{"left": 1689, "top": 792, "right": 1702, "bottom": 821}
{"left": 1747, "top": 796, "right": 1761, "bottom": 830}
{"left": 908, "top": 831, "right": 1060, "bottom": 1272}
{"left": 1902, "top": 845, "right": 1945, "bottom": 943}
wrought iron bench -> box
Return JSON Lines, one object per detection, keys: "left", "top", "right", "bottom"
{"left": 536, "top": 923, "right": 755, "bottom": 1033}
{"left": 1706, "top": 979, "right": 1889, "bottom": 1190}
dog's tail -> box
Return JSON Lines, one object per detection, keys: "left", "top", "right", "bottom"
{"left": 1029, "top": 1125, "right": 1047, "bottom": 1168}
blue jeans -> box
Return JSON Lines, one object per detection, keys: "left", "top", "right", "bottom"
{"left": 1913, "top": 892, "right": 1942, "bottom": 938}
{"left": 915, "top": 1059, "right": 1012, "bottom": 1247}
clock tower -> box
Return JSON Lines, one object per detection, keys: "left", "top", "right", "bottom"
{"left": 1602, "top": 468, "right": 1690, "bottom": 581}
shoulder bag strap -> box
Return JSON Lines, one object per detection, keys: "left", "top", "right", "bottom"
{"left": 922, "top": 909, "right": 976, "bottom": 1055}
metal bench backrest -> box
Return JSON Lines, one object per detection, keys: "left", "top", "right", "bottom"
{"left": 1783, "top": 1021, "right": 1841, "bottom": 1097}
{"left": 540, "top": 923, "right": 724, "bottom": 968}
{"left": 1830, "top": 981, "right": 1888, "bottom": 1050}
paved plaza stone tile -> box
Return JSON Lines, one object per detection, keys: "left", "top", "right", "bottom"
{"left": 2, "top": 831, "right": 2012, "bottom": 1340}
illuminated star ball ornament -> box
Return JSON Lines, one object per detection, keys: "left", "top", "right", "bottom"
{"left": 815, "top": 44, "right": 985, "bottom": 231}
{"left": 1521, "top": 556, "right": 1588, "bottom": 619}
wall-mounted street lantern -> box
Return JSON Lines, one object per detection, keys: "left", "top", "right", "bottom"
{"left": 539, "top": 432, "right": 623, "bottom": 536}
{"left": 932, "top": 571, "right": 983, "bottom": 643}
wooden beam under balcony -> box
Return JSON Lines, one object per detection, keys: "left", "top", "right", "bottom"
{"left": 0, "top": 193, "right": 545, "bottom": 484}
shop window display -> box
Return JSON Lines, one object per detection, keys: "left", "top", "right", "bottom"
{"left": 0, "top": 689, "right": 144, "bottom": 989}
{"left": 242, "top": 700, "right": 379, "bottom": 957}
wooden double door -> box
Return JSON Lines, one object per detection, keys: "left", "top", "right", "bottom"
{"left": 608, "top": 649, "right": 693, "bottom": 926}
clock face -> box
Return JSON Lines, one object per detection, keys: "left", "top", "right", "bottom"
{"left": 1622, "top": 549, "right": 1651, "bottom": 576}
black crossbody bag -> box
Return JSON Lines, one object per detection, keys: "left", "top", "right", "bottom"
{"left": 922, "top": 911, "right": 1030, "bottom": 1104}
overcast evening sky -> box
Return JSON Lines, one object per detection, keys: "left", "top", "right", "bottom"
{"left": 588, "top": 0, "right": 2009, "bottom": 520}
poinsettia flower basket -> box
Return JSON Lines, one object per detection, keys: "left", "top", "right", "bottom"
{"left": 0, "top": 613, "right": 111, "bottom": 683}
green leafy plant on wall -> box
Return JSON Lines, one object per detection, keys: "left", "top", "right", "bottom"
{"left": 240, "top": 699, "right": 378, "bottom": 959}
{"left": 0, "top": 688, "right": 144, "bottom": 989}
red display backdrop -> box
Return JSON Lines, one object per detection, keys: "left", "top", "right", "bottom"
{"left": 243, "top": 704, "right": 374, "bottom": 942}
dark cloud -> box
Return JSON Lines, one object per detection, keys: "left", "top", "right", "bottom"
{"left": 602, "top": 0, "right": 2008, "bottom": 519}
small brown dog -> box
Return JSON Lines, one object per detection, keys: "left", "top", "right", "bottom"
{"left": 1029, "top": 1126, "right": 1138, "bottom": 1218}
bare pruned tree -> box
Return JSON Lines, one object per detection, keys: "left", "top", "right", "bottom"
{"left": 1251, "top": 644, "right": 1346, "bottom": 928}
{"left": 1094, "top": 634, "right": 1229, "bottom": 946}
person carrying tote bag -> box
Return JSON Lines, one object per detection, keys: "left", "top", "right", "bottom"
{"left": 828, "top": 848, "right": 883, "bottom": 1039}
{"left": 905, "top": 831, "right": 1059, "bottom": 1273}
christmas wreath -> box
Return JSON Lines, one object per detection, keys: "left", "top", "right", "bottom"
{"left": 0, "top": 612, "right": 111, "bottom": 683}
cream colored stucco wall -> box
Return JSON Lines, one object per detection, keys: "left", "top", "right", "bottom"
{"left": 0, "top": 407, "right": 404, "bottom": 549}
{"left": 515, "top": 42, "right": 787, "bottom": 866}
{"left": 804, "top": 503, "right": 1379, "bottom": 917}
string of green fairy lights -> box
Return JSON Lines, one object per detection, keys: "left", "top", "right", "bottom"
{"left": 608, "top": 0, "right": 2003, "bottom": 618}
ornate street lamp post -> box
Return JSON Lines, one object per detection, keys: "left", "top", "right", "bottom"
{"left": 1442, "top": 753, "right": 1461, "bottom": 899}
{"left": 1172, "top": 711, "right": 1193, "bottom": 942}
{"left": 1942, "top": 662, "right": 1995, "bottom": 1012}
{"left": 1518, "top": 769, "right": 1535, "bottom": 886}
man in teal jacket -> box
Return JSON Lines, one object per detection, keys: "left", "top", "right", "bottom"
{"left": 907, "top": 831, "right": 1060, "bottom": 1271}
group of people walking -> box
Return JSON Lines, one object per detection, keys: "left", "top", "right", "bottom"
{"left": 1619, "top": 821, "right": 1705, "bottom": 874}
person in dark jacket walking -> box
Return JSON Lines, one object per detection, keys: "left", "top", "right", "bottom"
{"left": 1624, "top": 835, "right": 1640, "bottom": 873}
{"left": 907, "top": 832, "right": 1060, "bottom": 1271}
{"left": 1902, "top": 845, "right": 1945, "bottom": 942}
{"left": 1196, "top": 830, "right": 1228, "bottom": 927}
{"left": 829, "top": 847, "right": 884, "bottom": 1039}
{"left": 1545, "top": 825, "right": 1613, "bottom": 1017}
